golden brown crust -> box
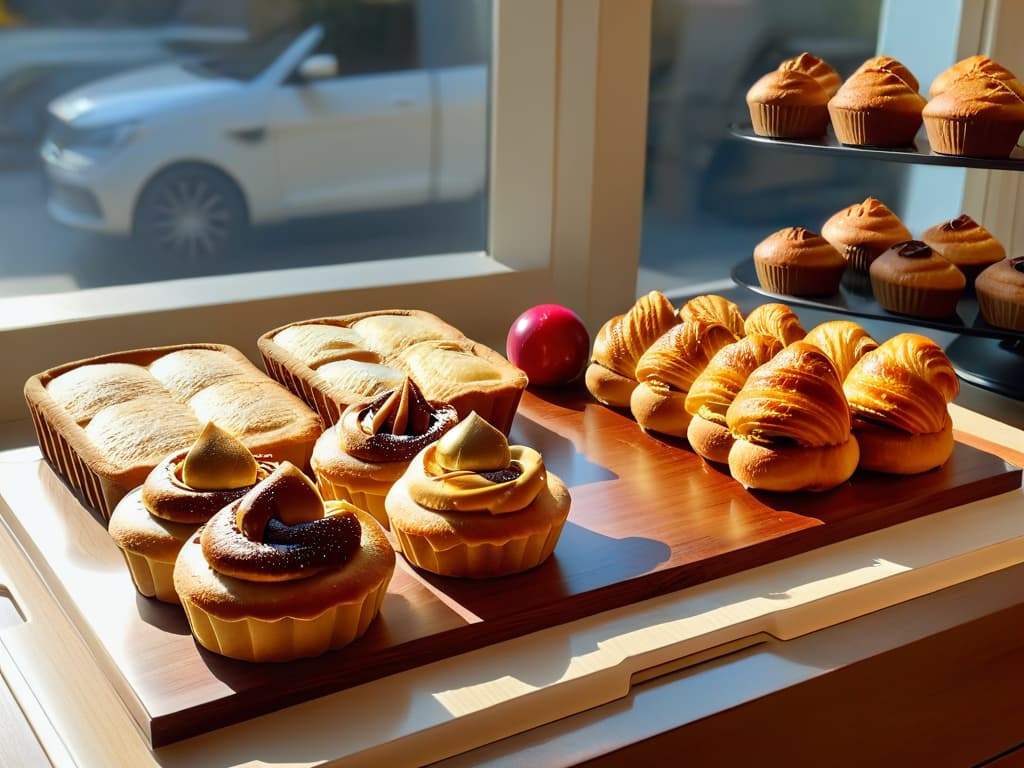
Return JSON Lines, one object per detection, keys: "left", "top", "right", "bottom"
{"left": 853, "top": 55, "right": 920, "bottom": 93}
{"left": 802, "top": 320, "right": 879, "bottom": 382}
{"left": 743, "top": 303, "right": 807, "bottom": 346}
{"left": 843, "top": 333, "right": 959, "bottom": 436}
{"left": 684, "top": 334, "right": 783, "bottom": 424}
{"left": 753, "top": 227, "right": 846, "bottom": 297}
{"left": 821, "top": 197, "right": 912, "bottom": 272}
{"left": 929, "top": 55, "right": 1024, "bottom": 98}
{"left": 24, "top": 344, "right": 323, "bottom": 518}
{"left": 975, "top": 257, "right": 1024, "bottom": 330}
{"left": 746, "top": 69, "right": 829, "bottom": 137}
{"left": 630, "top": 383, "right": 692, "bottom": 437}
{"left": 108, "top": 487, "right": 199, "bottom": 563}
{"left": 727, "top": 341, "right": 851, "bottom": 448}
{"left": 728, "top": 435, "right": 860, "bottom": 492}
{"left": 919, "top": 215, "right": 1006, "bottom": 279}
{"left": 869, "top": 241, "right": 966, "bottom": 318}
{"left": 779, "top": 52, "right": 841, "bottom": 96}
{"left": 855, "top": 413, "right": 954, "bottom": 474}
{"left": 829, "top": 68, "right": 926, "bottom": 146}
{"left": 746, "top": 69, "right": 829, "bottom": 107}
{"left": 677, "top": 294, "right": 745, "bottom": 337}
{"left": 584, "top": 361, "right": 639, "bottom": 409}
{"left": 686, "top": 414, "right": 734, "bottom": 464}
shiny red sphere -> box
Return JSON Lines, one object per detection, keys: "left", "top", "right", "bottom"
{"left": 506, "top": 304, "right": 590, "bottom": 387}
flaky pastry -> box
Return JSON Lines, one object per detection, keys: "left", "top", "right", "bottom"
{"left": 743, "top": 302, "right": 806, "bottom": 346}
{"left": 803, "top": 320, "right": 879, "bottom": 381}
{"left": 678, "top": 294, "right": 746, "bottom": 337}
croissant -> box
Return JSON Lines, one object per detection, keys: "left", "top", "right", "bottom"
{"left": 630, "top": 320, "right": 737, "bottom": 436}
{"left": 678, "top": 294, "right": 745, "bottom": 338}
{"left": 842, "top": 333, "right": 958, "bottom": 473}
{"left": 683, "top": 334, "right": 783, "bottom": 462}
{"left": 726, "top": 341, "right": 859, "bottom": 491}
{"left": 803, "top": 320, "right": 878, "bottom": 381}
{"left": 585, "top": 291, "right": 678, "bottom": 407}
{"left": 743, "top": 302, "right": 806, "bottom": 346}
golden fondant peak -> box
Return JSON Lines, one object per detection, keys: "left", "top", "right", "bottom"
{"left": 180, "top": 421, "right": 258, "bottom": 490}
{"left": 435, "top": 411, "right": 511, "bottom": 471}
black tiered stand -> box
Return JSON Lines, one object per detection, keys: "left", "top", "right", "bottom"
{"left": 728, "top": 125, "right": 1024, "bottom": 400}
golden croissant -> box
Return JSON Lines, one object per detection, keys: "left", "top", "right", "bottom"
{"left": 590, "top": 290, "right": 678, "bottom": 377}
{"left": 635, "top": 320, "right": 738, "bottom": 392}
{"left": 685, "top": 333, "right": 783, "bottom": 425}
{"left": 843, "top": 333, "right": 959, "bottom": 435}
{"left": 803, "top": 320, "right": 878, "bottom": 381}
{"left": 743, "top": 302, "right": 806, "bottom": 346}
{"left": 727, "top": 341, "right": 851, "bottom": 447}
{"left": 678, "top": 294, "right": 745, "bottom": 338}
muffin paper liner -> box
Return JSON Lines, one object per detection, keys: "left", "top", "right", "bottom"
{"left": 977, "top": 292, "right": 1024, "bottom": 331}
{"left": 315, "top": 475, "right": 390, "bottom": 530}
{"left": 871, "top": 279, "right": 962, "bottom": 319}
{"left": 748, "top": 102, "right": 828, "bottom": 138}
{"left": 923, "top": 115, "right": 1024, "bottom": 158}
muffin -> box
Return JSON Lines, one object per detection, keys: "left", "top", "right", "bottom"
{"left": 869, "top": 240, "right": 966, "bottom": 319}
{"left": 726, "top": 341, "right": 860, "bottom": 492}
{"left": 821, "top": 197, "right": 913, "bottom": 273}
{"left": 923, "top": 74, "right": 1024, "bottom": 158}
{"left": 174, "top": 462, "right": 395, "bottom": 662}
{"left": 853, "top": 55, "right": 920, "bottom": 93}
{"left": 746, "top": 68, "right": 830, "bottom": 139}
{"left": 684, "top": 334, "right": 783, "bottom": 464}
{"left": 828, "top": 67, "right": 926, "bottom": 146}
{"left": 919, "top": 214, "right": 1006, "bottom": 283}
{"left": 108, "top": 422, "right": 274, "bottom": 603}
{"left": 753, "top": 226, "right": 846, "bottom": 297}
{"left": 929, "top": 55, "right": 1024, "bottom": 98}
{"left": 630, "top": 320, "right": 738, "bottom": 437}
{"left": 779, "top": 52, "right": 842, "bottom": 97}
{"left": 844, "top": 334, "right": 959, "bottom": 474}
{"left": 975, "top": 257, "right": 1024, "bottom": 331}
{"left": 310, "top": 377, "right": 459, "bottom": 529}
{"left": 385, "top": 412, "right": 571, "bottom": 578}
{"left": 743, "top": 302, "right": 807, "bottom": 345}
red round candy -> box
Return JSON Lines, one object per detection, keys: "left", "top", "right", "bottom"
{"left": 506, "top": 304, "right": 590, "bottom": 387}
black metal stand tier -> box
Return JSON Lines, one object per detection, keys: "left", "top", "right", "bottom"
{"left": 728, "top": 124, "right": 1024, "bottom": 400}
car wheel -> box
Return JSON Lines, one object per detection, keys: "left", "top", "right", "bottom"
{"left": 134, "top": 164, "right": 248, "bottom": 261}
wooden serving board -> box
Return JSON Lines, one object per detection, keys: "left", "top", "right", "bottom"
{"left": 0, "top": 388, "right": 1019, "bottom": 748}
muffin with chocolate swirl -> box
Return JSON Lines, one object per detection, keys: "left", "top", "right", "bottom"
{"left": 385, "top": 412, "right": 571, "bottom": 578}
{"left": 173, "top": 462, "right": 395, "bottom": 662}
{"left": 869, "top": 240, "right": 966, "bottom": 319}
{"left": 310, "top": 377, "right": 458, "bottom": 529}
{"left": 108, "top": 421, "right": 274, "bottom": 603}
{"left": 919, "top": 214, "right": 1006, "bottom": 283}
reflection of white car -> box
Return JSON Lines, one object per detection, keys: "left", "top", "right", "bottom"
{"left": 40, "top": 22, "right": 486, "bottom": 259}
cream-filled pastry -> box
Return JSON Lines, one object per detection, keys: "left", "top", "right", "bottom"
{"left": 174, "top": 462, "right": 394, "bottom": 662}
{"left": 385, "top": 412, "right": 571, "bottom": 578}
{"left": 311, "top": 377, "right": 458, "bottom": 528}
{"left": 108, "top": 422, "right": 273, "bottom": 603}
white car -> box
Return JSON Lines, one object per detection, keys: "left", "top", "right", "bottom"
{"left": 40, "top": 22, "right": 487, "bottom": 259}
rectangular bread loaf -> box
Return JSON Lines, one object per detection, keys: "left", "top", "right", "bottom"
{"left": 24, "top": 344, "right": 323, "bottom": 519}
{"left": 258, "top": 310, "right": 527, "bottom": 434}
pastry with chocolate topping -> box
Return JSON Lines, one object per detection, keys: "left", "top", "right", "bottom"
{"left": 108, "top": 421, "right": 275, "bottom": 603}
{"left": 385, "top": 412, "right": 571, "bottom": 578}
{"left": 173, "top": 461, "right": 394, "bottom": 662}
{"left": 919, "top": 214, "right": 1006, "bottom": 283}
{"left": 869, "top": 240, "right": 966, "bottom": 318}
{"left": 310, "top": 377, "right": 458, "bottom": 528}
{"left": 975, "top": 256, "right": 1024, "bottom": 331}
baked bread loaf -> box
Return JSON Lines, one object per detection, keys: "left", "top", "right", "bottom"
{"left": 975, "top": 256, "right": 1024, "bottom": 331}
{"left": 843, "top": 334, "right": 959, "bottom": 474}
{"left": 726, "top": 341, "right": 859, "bottom": 492}
{"left": 678, "top": 294, "right": 745, "bottom": 337}
{"left": 869, "top": 240, "right": 966, "bottom": 319}
{"left": 746, "top": 68, "right": 830, "bottom": 139}
{"left": 753, "top": 227, "right": 846, "bottom": 297}
{"left": 385, "top": 412, "right": 571, "bottom": 578}
{"left": 828, "top": 67, "right": 926, "bottom": 146}
{"left": 108, "top": 423, "right": 274, "bottom": 603}
{"left": 779, "top": 52, "right": 842, "bottom": 97}
{"left": 630, "top": 320, "right": 738, "bottom": 437}
{"left": 821, "top": 197, "right": 913, "bottom": 273}
{"left": 174, "top": 462, "right": 395, "bottom": 662}
{"left": 929, "top": 55, "right": 1024, "bottom": 98}
{"left": 259, "top": 310, "right": 526, "bottom": 435}
{"left": 802, "top": 320, "right": 879, "bottom": 381}
{"left": 585, "top": 290, "right": 678, "bottom": 408}
{"left": 854, "top": 55, "right": 920, "bottom": 93}
{"left": 310, "top": 377, "right": 459, "bottom": 528}
{"left": 684, "top": 334, "right": 783, "bottom": 463}
{"left": 923, "top": 74, "right": 1024, "bottom": 158}
{"left": 24, "top": 344, "right": 323, "bottom": 519}
{"left": 743, "top": 302, "right": 807, "bottom": 345}
{"left": 919, "top": 214, "right": 1006, "bottom": 282}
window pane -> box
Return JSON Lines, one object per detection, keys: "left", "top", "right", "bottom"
{"left": 641, "top": 0, "right": 904, "bottom": 297}
{"left": 0, "top": 0, "right": 490, "bottom": 297}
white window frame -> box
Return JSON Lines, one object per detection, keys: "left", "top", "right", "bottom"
{"left": 0, "top": 0, "right": 653, "bottom": 434}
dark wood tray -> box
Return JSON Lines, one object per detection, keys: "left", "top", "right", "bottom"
{"left": 1, "top": 388, "right": 1019, "bottom": 747}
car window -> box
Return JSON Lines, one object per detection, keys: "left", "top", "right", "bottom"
{"left": 313, "top": 0, "right": 418, "bottom": 75}
{"left": 184, "top": 27, "right": 303, "bottom": 81}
